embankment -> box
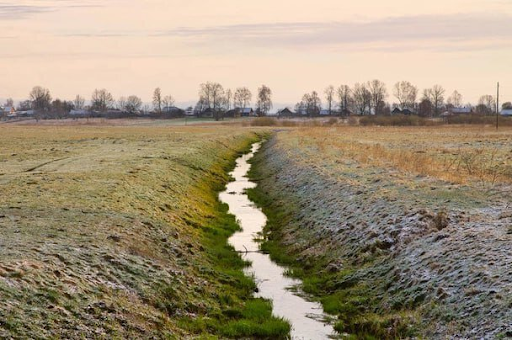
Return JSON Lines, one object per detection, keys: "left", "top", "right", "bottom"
{"left": 249, "top": 131, "right": 512, "bottom": 338}
{"left": 0, "top": 126, "right": 288, "bottom": 338}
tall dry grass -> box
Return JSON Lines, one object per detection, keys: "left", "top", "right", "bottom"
{"left": 288, "top": 126, "right": 512, "bottom": 185}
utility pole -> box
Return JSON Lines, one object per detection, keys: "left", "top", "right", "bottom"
{"left": 496, "top": 82, "right": 500, "bottom": 131}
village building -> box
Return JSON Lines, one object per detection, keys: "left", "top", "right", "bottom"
{"left": 277, "top": 108, "right": 295, "bottom": 117}
{"left": 501, "top": 109, "right": 512, "bottom": 116}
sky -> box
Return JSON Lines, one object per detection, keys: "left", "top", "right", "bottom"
{"left": 1, "top": 0, "right": 511, "bottom": 109}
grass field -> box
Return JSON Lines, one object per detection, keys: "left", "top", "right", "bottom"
{"left": 249, "top": 125, "right": 512, "bottom": 338}
{"left": 0, "top": 123, "right": 291, "bottom": 338}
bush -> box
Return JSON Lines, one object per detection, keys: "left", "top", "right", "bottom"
{"left": 251, "top": 117, "right": 278, "bottom": 126}
{"left": 359, "top": 115, "right": 437, "bottom": 127}
{"left": 446, "top": 114, "right": 512, "bottom": 126}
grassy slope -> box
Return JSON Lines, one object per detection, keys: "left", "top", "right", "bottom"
{"left": 249, "top": 127, "right": 512, "bottom": 339}
{"left": 0, "top": 125, "right": 289, "bottom": 338}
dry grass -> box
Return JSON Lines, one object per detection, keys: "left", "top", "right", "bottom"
{"left": 282, "top": 125, "right": 512, "bottom": 185}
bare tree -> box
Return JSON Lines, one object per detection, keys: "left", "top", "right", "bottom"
{"left": 18, "top": 100, "right": 31, "bottom": 111}
{"left": 199, "top": 82, "right": 225, "bottom": 120}
{"left": 91, "top": 89, "right": 114, "bottom": 112}
{"left": 118, "top": 96, "right": 127, "bottom": 111}
{"left": 393, "top": 81, "right": 417, "bottom": 109}
{"left": 153, "top": 88, "right": 163, "bottom": 114}
{"left": 324, "top": 85, "right": 335, "bottom": 115}
{"left": 162, "top": 95, "right": 175, "bottom": 109}
{"left": 423, "top": 85, "right": 445, "bottom": 116}
{"left": 447, "top": 90, "right": 463, "bottom": 108}
{"left": 4, "top": 98, "right": 14, "bottom": 107}
{"left": 353, "top": 83, "right": 371, "bottom": 115}
{"left": 125, "top": 95, "right": 142, "bottom": 114}
{"left": 256, "top": 85, "right": 272, "bottom": 116}
{"left": 234, "top": 87, "right": 252, "bottom": 113}
{"left": 300, "top": 91, "right": 321, "bottom": 117}
{"left": 224, "top": 89, "right": 233, "bottom": 111}
{"left": 367, "top": 80, "right": 387, "bottom": 115}
{"left": 29, "top": 86, "right": 52, "bottom": 112}
{"left": 74, "top": 95, "right": 85, "bottom": 110}
{"left": 478, "top": 95, "right": 496, "bottom": 115}
{"left": 337, "top": 85, "right": 351, "bottom": 114}
{"left": 418, "top": 98, "right": 433, "bottom": 117}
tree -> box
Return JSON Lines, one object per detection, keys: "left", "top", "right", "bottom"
{"left": 418, "top": 99, "right": 433, "bottom": 117}
{"left": 125, "top": 95, "right": 142, "bottom": 114}
{"left": 337, "top": 85, "right": 351, "bottom": 114}
{"left": 423, "top": 85, "right": 445, "bottom": 116}
{"left": 478, "top": 95, "right": 496, "bottom": 115}
{"left": 51, "top": 99, "right": 72, "bottom": 118}
{"left": 118, "top": 96, "right": 127, "bottom": 111}
{"left": 224, "top": 89, "right": 233, "bottom": 111}
{"left": 91, "top": 89, "right": 114, "bottom": 112}
{"left": 447, "top": 90, "right": 463, "bottom": 108}
{"left": 18, "top": 100, "right": 31, "bottom": 111}
{"left": 234, "top": 87, "right": 252, "bottom": 113}
{"left": 324, "top": 85, "right": 335, "bottom": 115}
{"left": 353, "top": 83, "right": 371, "bottom": 115}
{"left": 153, "top": 88, "right": 163, "bottom": 114}
{"left": 502, "top": 102, "right": 512, "bottom": 110}
{"left": 162, "top": 95, "right": 175, "bottom": 109}
{"left": 393, "top": 81, "right": 417, "bottom": 109}
{"left": 74, "top": 95, "right": 85, "bottom": 110}
{"left": 4, "top": 98, "right": 14, "bottom": 107}
{"left": 29, "top": 86, "right": 52, "bottom": 112}
{"left": 367, "top": 80, "right": 388, "bottom": 115}
{"left": 199, "top": 82, "right": 225, "bottom": 120}
{"left": 299, "top": 91, "right": 321, "bottom": 117}
{"left": 256, "top": 85, "right": 272, "bottom": 116}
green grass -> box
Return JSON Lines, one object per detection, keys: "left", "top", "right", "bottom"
{"left": 165, "top": 133, "right": 290, "bottom": 338}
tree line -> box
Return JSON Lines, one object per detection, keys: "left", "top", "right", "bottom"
{"left": 293, "top": 81, "right": 508, "bottom": 117}
{"left": 1, "top": 83, "right": 273, "bottom": 121}
{"left": 1, "top": 81, "right": 509, "bottom": 120}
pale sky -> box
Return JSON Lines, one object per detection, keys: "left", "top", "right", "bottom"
{"left": 1, "top": 0, "right": 511, "bottom": 108}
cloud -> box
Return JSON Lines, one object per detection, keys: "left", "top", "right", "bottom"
{"left": 157, "top": 13, "right": 512, "bottom": 52}
{"left": 0, "top": 1, "right": 102, "bottom": 20}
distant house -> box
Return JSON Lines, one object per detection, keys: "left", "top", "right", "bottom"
{"left": 392, "top": 108, "right": 416, "bottom": 115}
{"left": 225, "top": 109, "right": 241, "bottom": 118}
{"left": 185, "top": 107, "right": 194, "bottom": 116}
{"left": 239, "top": 108, "right": 255, "bottom": 117}
{"left": 320, "top": 109, "right": 331, "bottom": 116}
{"left": 450, "top": 107, "right": 472, "bottom": 114}
{"left": 391, "top": 107, "right": 402, "bottom": 115}
{"left": 278, "top": 108, "right": 295, "bottom": 117}
{"left": 501, "top": 109, "right": 512, "bottom": 116}
{"left": 69, "top": 109, "right": 89, "bottom": 117}
{"left": 1, "top": 106, "right": 16, "bottom": 116}
{"left": 162, "top": 106, "right": 185, "bottom": 117}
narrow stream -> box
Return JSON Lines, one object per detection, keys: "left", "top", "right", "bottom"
{"left": 219, "top": 143, "right": 335, "bottom": 340}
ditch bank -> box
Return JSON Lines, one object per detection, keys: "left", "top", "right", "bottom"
{"left": 0, "top": 128, "right": 287, "bottom": 339}
{"left": 248, "top": 133, "right": 512, "bottom": 339}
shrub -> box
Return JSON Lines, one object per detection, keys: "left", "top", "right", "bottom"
{"left": 251, "top": 117, "right": 278, "bottom": 126}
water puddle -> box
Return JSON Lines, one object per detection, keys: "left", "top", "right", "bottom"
{"left": 219, "top": 143, "right": 335, "bottom": 340}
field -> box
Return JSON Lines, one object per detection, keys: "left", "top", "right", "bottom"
{"left": 1, "top": 120, "right": 511, "bottom": 338}
{"left": 0, "top": 123, "right": 291, "bottom": 338}
{"left": 249, "top": 125, "right": 512, "bottom": 338}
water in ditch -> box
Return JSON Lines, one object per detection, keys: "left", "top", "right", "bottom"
{"left": 219, "top": 143, "right": 335, "bottom": 340}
